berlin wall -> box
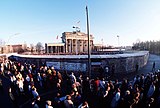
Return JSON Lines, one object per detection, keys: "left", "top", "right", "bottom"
{"left": 8, "top": 51, "right": 149, "bottom": 75}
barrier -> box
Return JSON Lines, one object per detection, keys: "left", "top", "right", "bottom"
{"left": 8, "top": 51, "right": 149, "bottom": 74}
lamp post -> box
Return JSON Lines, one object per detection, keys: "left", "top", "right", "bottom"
{"left": 7, "top": 33, "right": 21, "bottom": 45}
{"left": 6, "top": 33, "right": 21, "bottom": 53}
{"left": 86, "top": 5, "right": 91, "bottom": 78}
{"left": 101, "top": 38, "right": 103, "bottom": 51}
{"left": 117, "top": 35, "right": 120, "bottom": 51}
{"left": 117, "top": 35, "right": 119, "bottom": 47}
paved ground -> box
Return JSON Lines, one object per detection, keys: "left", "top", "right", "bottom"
{"left": 139, "top": 54, "right": 160, "bottom": 74}
{"left": 112, "top": 54, "right": 160, "bottom": 81}
{"left": 0, "top": 54, "right": 160, "bottom": 108}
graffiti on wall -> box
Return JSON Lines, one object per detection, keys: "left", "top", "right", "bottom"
{"left": 46, "top": 61, "right": 86, "bottom": 72}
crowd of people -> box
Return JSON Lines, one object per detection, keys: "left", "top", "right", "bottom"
{"left": 0, "top": 60, "right": 160, "bottom": 108}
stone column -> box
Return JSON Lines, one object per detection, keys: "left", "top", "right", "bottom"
{"left": 71, "top": 39, "right": 73, "bottom": 53}
{"left": 55, "top": 46, "right": 57, "bottom": 53}
{"left": 79, "top": 40, "right": 82, "bottom": 52}
{"left": 82, "top": 40, "right": 84, "bottom": 52}
{"left": 68, "top": 39, "right": 70, "bottom": 53}
{"left": 57, "top": 46, "right": 60, "bottom": 54}
{"left": 70, "top": 39, "right": 72, "bottom": 53}
{"left": 48, "top": 46, "right": 50, "bottom": 53}
{"left": 63, "top": 46, "right": 65, "bottom": 53}
{"left": 59, "top": 46, "right": 61, "bottom": 53}
{"left": 51, "top": 46, "right": 53, "bottom": 53}
{"left": 65, "top": 39, "right": 68, "bottom": 53}
{"left": 84, "top": 40, "right": 87, "bottom": 52}
{"left": 90, "top": 40, "right": 93, "bottom": 52}
{"left": 57, "top": 46, "right": 59, "bottom": 53}
{"left": 81, "top": 40, "right": 83, "bottom": 53}
{"left": 76, "top": 39, "right": 78, "bottom": 54}
{"left": 46, "top": 45, "right": 48, "bottom": 53}
{"left": 72, "top": 39, "right": 75, "bottom": 53}
{"left": 77, "top": 40, "right": 79, "bottom": 53}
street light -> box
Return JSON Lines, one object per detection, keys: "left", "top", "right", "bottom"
{"left": 6, "top": 33, "right": 21, "bottom": 53}
{"left": 117, "top": 35, "right": 120, "bottom": 47}
{"left": 101, "top": 38, "right": 103, "bottom": 51}
{"left": 86, "top": 5, "right": 91, "bottom": 78}
{"left": 6, "top": 33, "right": 21, "bottom": 45}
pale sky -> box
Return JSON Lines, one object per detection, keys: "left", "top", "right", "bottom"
{"left": 0, "top": 0, "right": 160, "bottom": 47}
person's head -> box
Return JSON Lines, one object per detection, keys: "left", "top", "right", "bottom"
{"left": 32, "top": 87, "right": 36, "bottom": 91}
{"left": 149, "top": 98, "right": 154, "bottom": 103}
{"left": 102, "top": 77, "right": 105, "bottom": 81}
{"left": 57, "top": 92, "right": 61, "bottom": 97}
{"left": 96, "top": 77, "right": 99, "bottom": 80}
{"left": 70, "top": 90, "right": 75, "bottom": 95}
{"left": 66, "top": 95, "right": 71, "bottom": 100}
{"left": 79, "top": 74, "right": 82, "bottom": 77}
{"left": 17, "top": 78, "right": 20, "bottom": 81}
{"left": 82, "top": 101, "right": 88, "bottom": 106}
{"left": 125, "top": 90, "right": 130, "bottom": 95}
{"left": 117, "top": 88, "right": 120, "bottom": 92}
{"left": 108, "top": 80, "right": 112, "bottom": 84}
{"left": 115, "top": 79, "right": 118, "bottom": 83}
{"left": 51, "top": 66, "right": 54, "bottom": 70}
{"left": 9, "top": 87, "right": 12, "bottom": 93}
{"left": 86, "top": 77, "right": 89, "bottom": 80}
{"left": 129, "top": 83, "right": 132, "bottom": 88}
{"left": 46, "top": 100, "right": 52, "bottom": 106}
{"left": 31, "top": 99, "right": 36, "bottom": 106}
{"left": 37, "top": 96, "right": 40, "bottom": 101}
{"left": 37, "top": 73, "right": 40, "bottom": 76}
{"left": 75, "top": 91, "right": 79, "bottom": 95}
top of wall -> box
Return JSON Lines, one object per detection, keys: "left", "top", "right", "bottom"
{"left": 8, "top": 51, "right": 149, "bottom": 59}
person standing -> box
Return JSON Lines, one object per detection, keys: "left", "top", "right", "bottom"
{"left": 111, "top": 88, "right": 121, "bottom": 108}
{"left": 9, "top": 87, "right": 19, "bottom": 108}
{"left": 111, "top": 64, "right": 115, "bottom": 77}
{"left": 147, "top": 82, "right": 155, "bottom": 99}
{"left": 64, "top": 95, "right": 75, "bottom": 108}
{"left": 105, "top": 66, "right": 109, "bottom": 78}
{"left": 70, "top": 72, "right": 76, "bottom": 85}
{"left": 0, "top": 63, "right": 5, "bottom": 76}
{"left": 152, "top": 61, "right": 155, "bottom": 72}
{"left": 135, "top": 63, "right": 139, "bottom": 73}
{"left": 0, "top": 78, "right": 3, "bottom": 92}
{"left": 78, "top": 101, "right": 89, "bottom": 108}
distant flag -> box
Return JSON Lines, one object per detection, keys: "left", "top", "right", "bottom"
{"left": 77, "top": 21, "right": 80, "bottom": 24}
{"left": 56, "top": 35, "right": 58, "bottom": 39}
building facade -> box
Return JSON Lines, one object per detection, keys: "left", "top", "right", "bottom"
{"left": 0, "top": 44, "right": 27, "bottom": 54}
{"left": 45, "top": 43, "right": 65, "bottom": 54}
{"left": 62, "top": 31, "right": 94, "bottom": 54}
{"left": 45, "top": 31, "right": 94, "bottom": 54}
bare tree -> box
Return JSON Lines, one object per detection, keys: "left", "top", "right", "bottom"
{"left": 35, "top": 42, "right": 43, "bottom": 54}
{"left": 30, "top": 44, "right": 34, "bottom": 54}
{"left": 132, "top": 40, "right": 160, "bottom": 55}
